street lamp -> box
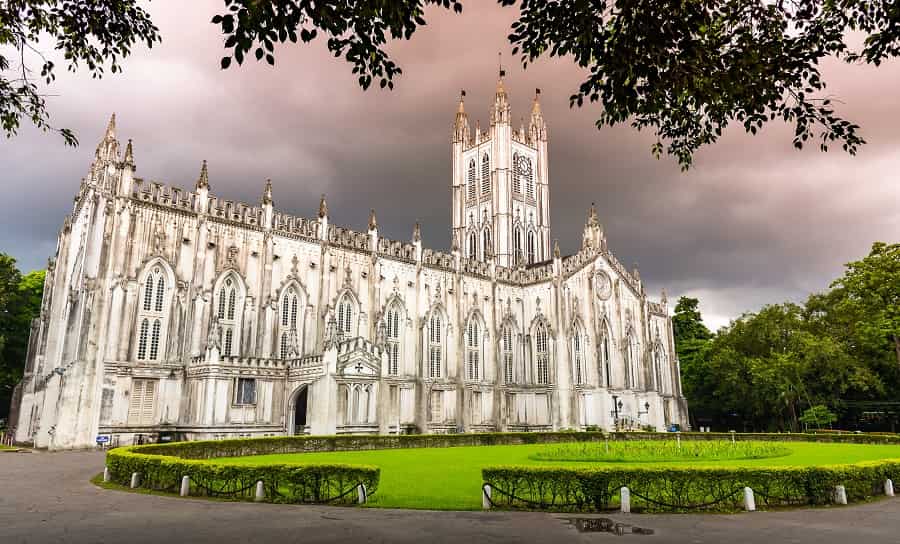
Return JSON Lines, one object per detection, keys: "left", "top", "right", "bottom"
{"left": 638, "top": 401, "right": 650, "bottom": 417}
{"left": 610, "top": 395, "right": 622, "bottom": 430}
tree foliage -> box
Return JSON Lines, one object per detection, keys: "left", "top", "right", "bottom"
{"left": 680, "top": 242, "right": 899, "bottom": 432}
{"left": 5, "top": 1, "right": 900, "bottom": 167}
{"left": 0, "top": 257, "right": 44, "bottom": 420}
{"left": 0, "top": 0, "right": 160, "bottom": 146}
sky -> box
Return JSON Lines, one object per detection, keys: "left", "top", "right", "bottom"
{"left": 1, "top": 1, "right": 898, "bottom": 331}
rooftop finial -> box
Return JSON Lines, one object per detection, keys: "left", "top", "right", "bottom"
{"left": 458, "top": 89, "right": 466, "bottom": 113}
{"left": 318, "top": 194, "right": 328, "bottom": 218}
{"left": 368, "top": 208, "right": 377, "bottom": 231}
{"left": 196, "top": 160, "right": 209, "bottom": 190}
{"left": 498, "top": 51, "right": 505, "bottom": 79}
{"left": 587, "top": 202, "right": 598, "bottom": 226}
{"left": 105, "top": 113, "right": 117, "bottom": 139}
{"left": 261, "top": 178, "right": 273, "bottom": 205}
{"left": 532, "top": 88, "right": 543, "bottom": 115}
{"left": 553, "top": 239, "right": 561, "bottom": 259}
{"left": 123, "top": 139, "right": 134, "bottom": 166}
{"left": 412, "top": 221, "right": 421, "bottom": 242}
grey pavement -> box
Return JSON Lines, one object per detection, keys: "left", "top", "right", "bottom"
{"left": 2, "top": 449, "right": 900, "bottom": 543}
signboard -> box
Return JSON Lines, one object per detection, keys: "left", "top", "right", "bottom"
{"left": 96, "top": 435, "right": 110, "bottom": 444}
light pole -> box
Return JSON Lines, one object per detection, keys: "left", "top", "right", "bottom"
{"left": 610, "top": 395, "right": 621, "bottom": 431}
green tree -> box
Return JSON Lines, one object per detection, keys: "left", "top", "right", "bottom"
{"left": 0, "top": 258, "right": 44, "bottom": 420}
{"left": 799, "top": 405, "right": 838, "bottom": 430}
{"left": 672, "top": 297, "right": 714, "bottom": 424}
{"left": 7, "top": 1, "right": 900, "bottom": 167}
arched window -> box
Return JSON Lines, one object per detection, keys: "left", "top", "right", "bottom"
{"left": 501, "top": 325, "right": 514, "bottom": 384}
{"left": 280, "top": 286, "right": 300, "bottom": 359}
{"left": 465, "top": 318, "right": 481, "bottom": 381}
{"left": 337, "top": 295, "right": 354, "bottom": 335}
{"left": 654, "top": 344, "right": 666, "bottom": 393}
{"left": 136, "top": 265, "right": 169, "bottom": 361}
{"left": 572, "top": 327, "right": 585, "bottom": 385}
{"left": 524, "top": 157, "right": 534, "bottom": 198}
{"left": 481, "top": 153, "right": 490, "bottom": 195}
{"left": 535, "top": 323, "right": 550, "bottom": 385}
{"left": 514, "top": 226, "right": 523, "bottom": 264}
{"left": 527, "top": 231, "right": 536, "bottom": 264}
{"left": 482, "top": 227, "right": 491, "bottom": 258}
{"left": 216, "top": 275, "right": 244, "bottom": 357}
{"left": 512, "top": 153, "right": 522, "bottom": 194}
{"left": 468, "top": 231, "right": 478, "bottom": 260}
{"left": 600, "top": 327, "right": 612, "bottom": 387}
{"left": 624, "top": 331, "right": 635, "bottom": 389}
{"left": 428, "top": 313, "right": 442, "bottom": 378}
{"left": 386, "top": 304, "right": 401, "bottom": 375}
{"left": 467, "top": 159, "right": 476, "bottom": 201}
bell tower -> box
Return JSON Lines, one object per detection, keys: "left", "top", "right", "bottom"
{"left": 450, "top": 68, "right": 550, "bottom": 267}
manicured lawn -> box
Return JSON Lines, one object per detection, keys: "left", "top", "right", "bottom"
{"left": 0, "top": 444, "right": 17, "bottom": 451}
{"left": 218, "top": 441, "right": 900, "bottom": 510}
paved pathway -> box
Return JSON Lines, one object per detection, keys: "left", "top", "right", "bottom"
{"left": 2, "top": 449, "right": 899, "bottom": 543}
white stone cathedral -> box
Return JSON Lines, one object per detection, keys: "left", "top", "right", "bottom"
{"left": 10, "top": 76, "right": 689, "bottom": 450}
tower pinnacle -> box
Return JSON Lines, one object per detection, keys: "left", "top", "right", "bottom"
{"left": 452, "top": 89, "right": 469, "bottom": 144}
{"left": 196, "top": 160, "right": 210, "bottom": 190}
{"left": 261, "top": 178, "right": 273, "bottom": 205}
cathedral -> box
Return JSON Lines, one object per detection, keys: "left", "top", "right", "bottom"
{"left": 10, "top": 76, "right": 689, "bottom": 450}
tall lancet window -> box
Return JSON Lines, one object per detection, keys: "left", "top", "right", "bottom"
{"left": 280, "top": 286, "right": 300, "bottom": 359}
{"left": 337, "top": 295, "right": 354, "bottom": 335}
{"left": 216, "top": 275, "right": 243, "bottom": 357}
{"left": 428, "top": 313, "right": 443, "bottom": 378}
{"left": 467, "top": 159, "right": 476, "bottom": 201}
{"left": 482, "top": 228, "right": 491, "bottom": 258}
{"left": 572, "top": 326, "right": 585, "bottom": 385}
{"left": 600, "top": 327, "right": 612, "bottom": 387}
{"left": 501, "top": 325, "right": 514, "bottom": 384}
{"left": 386, "top": 304, "right": 401, "bottom": 375}
{"left": 623, "top": 331, "right": 636, "bottom": 389}
{"left": 524, "top": 157, "right": 534, "bottom": 199}
{"left": 535, "top": 323, "right": 550, "bottom": 385}
{"left": 465, "top": 318, "right": 481, "bottom": 381}
{"left": 527, "top": 231, "right": 536, "bottom": 264}
{"left": 468, "top": 231, "right": 478, "bottom": 260}
{"left": 514, "top": 226, "right": 523, "bottom": 264}
{"left": 481, "top": 153, "right": 490, "bottom": 195}
{"left": 136, "top": 265, "right": 168, "bottom": 361}
{"left": 512, "top": 153, "right": 522, "bottom": 194}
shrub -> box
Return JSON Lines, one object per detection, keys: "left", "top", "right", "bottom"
{"left": 482, "top": 459, "right": 900, "bottom": 513}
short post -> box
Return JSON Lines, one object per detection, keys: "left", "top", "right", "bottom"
{"left": 482, "top": 484, "right": 492, "bottom": 510}
{"left": 834, "top": 485, "right": 847, "bottom": 505}
{"left": 130, "top": 472, "right": 140, "bottom": 489}
{"left": 357, "top": 483, "right": 367, "bottom": 505}
{"left": 730, "top": 430, "right": 736, "bottom": 444}
{"left": 103, "top": 466, "right": 110, "bottom": 483}
{"left": 180, "top": 475, "right": 190, "bottom": 497}
{"left": 676, "top": 432, "right": 681, "bottom": 450}
{"left": 620, "top": 486, "right": 631, "bottom": 513}
{"left": 743, "top": 487, "right": 756, "bottom": 512}
{"left": 885, "top": 479, "right": 894, "bottom": 497}
{"left": 254, "top": 480, "right": 265, "bottom": 502}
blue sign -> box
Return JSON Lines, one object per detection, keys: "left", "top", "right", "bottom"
{"left": 96, "top": 435, "right": 110, "bottom": 444}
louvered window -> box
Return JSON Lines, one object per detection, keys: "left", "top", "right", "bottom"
{"left": 573, "top": 331, "right": 584, "bottom": 385}
{"left": 467, "top": 159, "right": 476, "bottom": 201}
{"left": 428, "top": 314, "right": 442, "bottom": 378}
{"left": 465, "top": 320, "right": 481, "bottom": 381}
{"left": 502, "top": 326, "right": 514, "bottom": 383}
{"left": 217, "top": 276, "right": 241, "bottom": 357}
{"left": 127, "top": 379, "right": 156, "bottom": 425}
{"left": 386, "top": 306, "right": 401, "bottom": 375}
{"left": 338, "top": 297, "right": 353, "bottom": 334}
{"left": 481, "top": 153, "right": 490, "bottom": 195}
{"left": 279, "top": 287, "right": 300, "bottom": 359}
{"left": 512, "top": 153, "right": 521, "bottom": 194}
{"left": 535, "top": 324, "right": 550, "bottom": 385}
{"left": 136, "top": 266, "right": 168, "bottom": 361}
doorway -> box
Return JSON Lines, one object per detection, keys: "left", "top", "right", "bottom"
{"left": 293, "top": 386, "right": 308, "bottom": 434}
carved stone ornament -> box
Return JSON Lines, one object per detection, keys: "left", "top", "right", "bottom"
{"left": 594, "top": 270, "right": 612, "bottom": 301}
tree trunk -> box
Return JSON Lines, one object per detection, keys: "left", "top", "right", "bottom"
{"left": 894, "top": 334, "right": 900, "bottom": 367}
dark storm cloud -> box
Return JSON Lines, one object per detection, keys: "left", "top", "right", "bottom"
{"left": 0, "top": 0, "right": 897, "bottom": 329}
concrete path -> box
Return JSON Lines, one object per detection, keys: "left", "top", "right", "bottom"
{"left": 2, "top": 449, "right": 899, "bottom": 543}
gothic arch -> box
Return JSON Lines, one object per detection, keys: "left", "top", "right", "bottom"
{"left": 332, "top": 286, "right": 360, "bottom": 338}
{"left": 463, "top": 308, "right": 487, "bottom": 382}
{"left": 570, "top": 317, "right": 588, "bottom": 386}
{"left": 422, "top": 302, "right": 449, "bottom": 380}
{"left": 597, "top": 316, "right": 614, "bottom": 388}
{"left": 381, "top": 293, "right": 407, "bottom": 376}
{"left": 212, "top": 269, "right": 248, "bottom": 357}
{"left": 133, "top": 257, "right": 177, "bottom": 362}
{"left": 529, "top": 313, "right": 554, "bottom": 386}
{"left": 277, "top": 279, "right": 308, "bottom": 359}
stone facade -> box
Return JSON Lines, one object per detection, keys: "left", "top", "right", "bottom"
{"left": 11, "top": 79, "right": 689, "bottom": 450}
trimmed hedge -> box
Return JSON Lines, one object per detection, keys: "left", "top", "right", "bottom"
{"left": 106, "top": 446, "right": 379, "bottom": 505}
{"left": 482, "top": 459, "right": 900, "bottom": 512}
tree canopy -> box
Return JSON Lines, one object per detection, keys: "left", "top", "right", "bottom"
{"left": 0, "top": 257, "right": 44, "bottom": 420}
{"left": 4, "top": 1, "right": 900, "bottom": 167}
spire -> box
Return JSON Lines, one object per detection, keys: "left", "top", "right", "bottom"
{"left": 529, "top": 88, "right": 546, "bottom": 143}
{"left": 368, "top": 208, "right": 377, "bottom": 231}
{"left": 196, "top": 160, "right": 210, "bottom": 190}
{"left": 105, "top": 113, "right": 117, "bottom": 140}
{"left": 95, "top": 112, "right": 120, "bottom": 163}
{"left": 123, "top": 139, "right": 134, "bottom": 166}
{"left": 587, "top": 202, "right": 598, "bottom": 227}
{"left": 491, "top": 53, "right": 510, "bottom": 125}
{"left": 412, "top": 221, "right": 421, "bottom": 242}
{"left": 531, "top": 88, "right": 542, "bottom": 117}
{"left": 453, "top": 89, "right": 469, "bottom": 144}
{"left": 261, "top": 178, "right": 273, "bottom": 205}
{"left": 318, "top": 194, "right": 328, "bottom": 218}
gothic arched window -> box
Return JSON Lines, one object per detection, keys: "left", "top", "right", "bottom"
{"left": 527, "top": 231, "right": 536, "bottom": 264}
{"left": 136, "top": 265, "right": 169, "bottom": 361}
{"left": 467, "top": 159, "right": 476, "bottom": 201}
{"left": 386, "top": 304, "right": 402, "bottom": 375}
{"left": 465, "top": 318, "right": 481, "bottom": 381}
{"left": 280, "top": 286, "right": 300, "bottom": 359}
{"left": 654, "top": 344, "right": 666, "bottom": 393}
{"left": 482, "top": 227, "right": 491, "bottom": 258}
{"left": 216, "top": 275, "right": 244, "bottom": 357}
{"left": 337, "top": 295, "right": 354, "bottom": 335}
{"left": 535, "top": 323, "right": 550, "bottom": 385}
{"left": 524, "top": 157, "right": 534, "bottom": 199}
{"left": 468, "top": 231, "right": 478, "bottom": 260}
{"left": 623, "top": 330, "right": 636, "bottom": 389}
{"left": 600, "top": 325, "right": 612, "bottom": 388}
{"left": 481, "top": 153, "right": 490, "bottom": 195}
{"left": 512, "top": 153, "right": 522, "bottom": 194}
{"left": 428, "top": 312, "right": 443, "bottom": 378}
{"left": 501, "top": 325, "right": 514, "bottom": 384}
{"left": 572, "top": 325, "right": 585, "bottom": 385}
{"left": 514, "top": 226, "right": 523, "bottom": 264}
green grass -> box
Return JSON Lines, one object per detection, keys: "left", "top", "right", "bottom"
{"left": 0, "top": 444, "right": 18, "bottom": 451}
{"left": 530, "top": 440, "right": 791, "bottom": 463}
{"left": 218, "top": 441, "right": 900, "bottom": 510}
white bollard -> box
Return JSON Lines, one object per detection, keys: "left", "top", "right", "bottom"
{"left": 130, "top": 472, "right": 140, "bottom": 489}
{"left": 254, "top": 480, "right": 265, "bottom": 502}
{"left": 620, "top": 486, "right": 631, "bottom": 513}
{"left": 357, "top": 483, "right": 367, "bottom": 504}
{"left": 482, "top": 484, "right": 492, "bottom": 510}
{"left": 885, "top": 479, "right": 894, "bottom": 497}
{"left": 180, "top": 475, "right": 190, "bottom": 497}
{"left": 103, "top": 466, "right": 110, "bottom": 483}
{"left": 743, "top": 487, "right": 756, "bottom": 512}
{"left": 834, "top": 485, "right": 847, "bottom": 505}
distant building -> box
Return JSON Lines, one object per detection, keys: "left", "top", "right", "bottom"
{"left": 11, "top": 76, "right": 688, "bottom": 449}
